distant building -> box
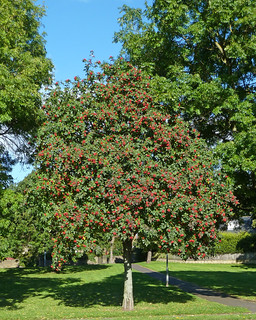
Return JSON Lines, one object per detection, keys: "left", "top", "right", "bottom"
{"left": 227, "top": 216, "right": 255, "bottom": 233}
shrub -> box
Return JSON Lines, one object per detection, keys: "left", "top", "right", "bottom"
{"left": 214, "top": 232, "right": 256, "bottom": 254}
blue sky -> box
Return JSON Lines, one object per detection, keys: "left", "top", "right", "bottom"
{"left": 39, "top": 0, "right": 148, "bottom": 82}
{"left": 12, "top": 0, "right": 149, "bottom": 182}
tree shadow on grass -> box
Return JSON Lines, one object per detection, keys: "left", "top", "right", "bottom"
{"left": 48, "top": 270, "right": 193, "bottom": 308}
{"left": 0, "top": 265, "right": 109, "bottom": 310}
{"left": 231, "top": 263, "right": 256, "bottom": 270}
{"left": 133, "top": 271, "right": 192, "bottom": 305}
{"left": 163, "top": 265, "right": 256, "bottom": 299}
{"left": 0, "top": 265, "right": 194, "bottom": 310}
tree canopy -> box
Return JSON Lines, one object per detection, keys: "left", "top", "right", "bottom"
{"left": 114, "top": 0, "right": 256, "bottom": 218}
{"left": 0, "top": 173, "right": 52, "bottom": 265}
{"left": 0, "top": 0, "right": 53, "bottom": 163}
{"left": 33, "top": 58, "right": 237, "bottom": 310}
{"left": 0, "top": 0, "right": 53, "bottom": 262}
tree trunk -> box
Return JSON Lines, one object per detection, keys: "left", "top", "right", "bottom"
{"left": 109, "top": 236, "right": 115, "bottom": 264}
{"left": 147, "top": 250, "right": 152, "bottom": 263}
{"left": 122, "top": 239, "right": 134, "bottom": 311}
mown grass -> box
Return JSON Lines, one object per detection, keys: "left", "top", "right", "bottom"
{"left": 139, "top": 261, "right": 256, "bottom": 302}
{"left": 0, "top": 263, "right": 255, "bottom": 320}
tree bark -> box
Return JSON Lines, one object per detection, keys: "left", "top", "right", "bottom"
{"left": 122, "top": 239, "right": 134, "bottom": 311}
{"left": 109, "top": 236, "right": 115, "bottom": 264}
{"left": 147, "top": 250, "right": 152, "bottom": 263}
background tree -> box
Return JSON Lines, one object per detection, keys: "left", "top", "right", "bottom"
{"left": 0, "top": 0, "right": 53, "bottom": 261}
{"left": 0, "top": 0, "right": 53, "bottom": 169}
{"left": 0, "top": 173, "right": 52, "bottom": 265}
{"left": 0, "top": 147, "right": 14, "bottom": 190}
{"left": 33, "top": 58, "right": 237, "bottom": 310}
{"left": 0, "top": 187, "right": 23, "bottom": 260}
{"left": 114, "top": 0, "right": 256, "bottom": 219}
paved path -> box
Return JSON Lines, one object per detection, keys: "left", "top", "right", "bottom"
{"left": 132, "top": 263, "right": 256, "bottom": 313}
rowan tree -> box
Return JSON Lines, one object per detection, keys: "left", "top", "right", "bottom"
{"left": 34, "top": 58, "right": 237, "bottom": 310}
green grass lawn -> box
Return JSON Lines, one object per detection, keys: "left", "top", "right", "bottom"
{"left": 139, "top": 261, "right": 256, "bottom": 302}
{"left": 0, "top": 263, "right": 255, "bottom": 320}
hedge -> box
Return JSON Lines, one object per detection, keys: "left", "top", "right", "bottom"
{"left": 214, "top": 232, "right": 256, "bottom": 255}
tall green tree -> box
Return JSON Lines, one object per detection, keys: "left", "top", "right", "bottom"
{"left": 114, "top": 0, "right": 256, "bottom": 218}
{"left": 0, "top": 147, "right": 14, "bottom": 190}
{"left": 0, "top": 0, "right": 53, "bottom": 167}
{"left": 0, "top": 172, "right": 52, "bottom": 265}
{"left": 33, "top": 58, "right": 237, "bottom": 310}
{"left": 0, "top": 187, "right": 23, "bottom": 260}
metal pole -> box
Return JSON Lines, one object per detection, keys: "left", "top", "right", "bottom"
{"left": 44, "top": 251, "right": 46, "bottom": 267}
{"left": 166, "top": 253, "right": 169, "bottom": 287}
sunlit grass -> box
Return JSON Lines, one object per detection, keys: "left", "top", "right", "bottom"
{"left": 139, "top": 261, "right": 256, "bottom": 301}
{"left": 0, "top": 263, "right": 254, "bottom": 320}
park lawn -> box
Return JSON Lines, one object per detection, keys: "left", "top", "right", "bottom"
{"left": 138, "top": 261, "right": 256, "bottom": 302}
{"left": 0, "top": 264, "right": 254, "bottom": 320}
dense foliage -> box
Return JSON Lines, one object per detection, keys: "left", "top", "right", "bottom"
{"left": 0, "top": 0, "right": 53, "bottom": 260}
{"left": 215, "top": 231, "right": 256, "bottom": 255}
{"left": 0, "top": 148, "right": 14, "bottom": 190}
{"left": 0, "top": 0, "right": 53, "bottom": 169}
{"left": 0, "top": 174, "right": 52, "bottom": 265}
{"left": 33, "top": 58, "right": 237, "bottom": 309}
{"left": 0, "top": 188, "right": 23, "bottom": 260}
{"left": 114, "top": 0, "right": 256, "bottom": 218}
